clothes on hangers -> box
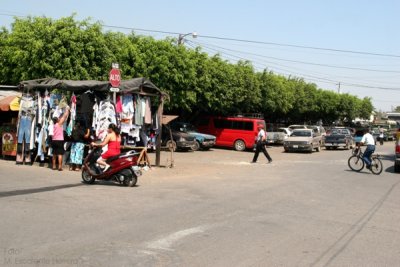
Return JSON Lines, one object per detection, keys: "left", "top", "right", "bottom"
{"left": 115, "top": 95, "right": 123, "bottom": 113}
{"left": 66, "top": 94, "right": 77, "bottom": 136}
{"left": 93, "top": 100, "right": 117, "bottom": 140}
{"left": 144, "top": 97, "right": 152, "bottom": 124}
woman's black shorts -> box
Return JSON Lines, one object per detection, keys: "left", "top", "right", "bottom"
{"left": 51, "top": 140, "right": 65, "bottom": 155}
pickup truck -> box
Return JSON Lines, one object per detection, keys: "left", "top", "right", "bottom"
{"left": 325, "top": 127, "right": 354, "bottom": 150}
{"left": 266, "top": 128, "right": 291, "bottom": 145}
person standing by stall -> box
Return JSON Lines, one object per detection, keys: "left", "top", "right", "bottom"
{"left": 69, "top": 121, "right": 89, "bottom": 171}
{"left": 52, "top": 106, "right": 70, "bottom": 171}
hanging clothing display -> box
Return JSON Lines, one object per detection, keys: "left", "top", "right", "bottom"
{"left": 66, "top": 94, "right": 77, "bottom": 136}
{"left": 134, "top": 96, "right": 143, "bottom": 126}
{"left": 144, "top": 97, "right": 152, "bottom": 124}
{"left": 93, "top": 100, "right": 117, "bottom": 140}
{"left": 115, "top": 95, "right": 123, "bottom": 113}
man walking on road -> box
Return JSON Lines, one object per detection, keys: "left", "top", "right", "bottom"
{"left": 252, "top": 123, "right": 272, "bottom": 163}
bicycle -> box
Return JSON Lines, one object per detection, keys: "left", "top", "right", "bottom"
{"left": 348, "top": 148, "right": 383, "bottom": 175}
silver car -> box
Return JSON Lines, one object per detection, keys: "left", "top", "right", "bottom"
{"left": 284, "top": 129, "right": 322, "bottom": 153}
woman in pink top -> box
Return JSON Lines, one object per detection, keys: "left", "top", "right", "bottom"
{"left": 51, "top": 106, "right": 70, "bottom": 171}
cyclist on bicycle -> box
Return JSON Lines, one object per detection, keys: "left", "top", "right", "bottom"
{"left": 357, "top": 128, "right": 376, "bottom": 169}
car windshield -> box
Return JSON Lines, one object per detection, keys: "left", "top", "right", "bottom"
{"left": 292, "top": 131, "right": 311, "bottom": 137}
{"left": 177, "top": 123, "right": 196, "bottom": 132}
{"left": 331, "top": 129, "right": 349, "bottom": 135}
{"left": 290, "top": 126, "right": 305, "bottom": 130}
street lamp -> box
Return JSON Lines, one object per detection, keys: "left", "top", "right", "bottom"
{"left": 178, "top": 32, "right": 197, "bottom": 45}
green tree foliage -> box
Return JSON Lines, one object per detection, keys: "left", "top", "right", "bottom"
{"left": 0, "top": 15, "right": 374, "bottom": 123}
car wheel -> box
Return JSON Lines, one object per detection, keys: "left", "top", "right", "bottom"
{"left": 326, "top": 147, "right": 331, "bottom": 150}
{"left": 191, "top": 141, "right": 201, "bottom": 151}
{"left": 166, "top": 140, "right": 177, "bottom": 152}
{"left": 234, "top": 140, "right": 246, "bottom": 151}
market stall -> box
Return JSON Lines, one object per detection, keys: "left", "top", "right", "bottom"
{"left": 0, "top": 90, "right": 21, "bottom": 157}
{"left": 13, "top": 77, "right": 168, "bottom": 166}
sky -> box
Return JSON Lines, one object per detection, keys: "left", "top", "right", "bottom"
{"left": 1, "top": 0, "right": 399, "bottom": 112}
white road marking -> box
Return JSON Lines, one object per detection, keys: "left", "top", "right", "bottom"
{"left": 147, "top": 225, "right": 208, "bottom": 251}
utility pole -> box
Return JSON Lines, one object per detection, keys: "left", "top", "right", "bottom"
{"left": 337, "top": 82, "right": 341, "bottom": 94}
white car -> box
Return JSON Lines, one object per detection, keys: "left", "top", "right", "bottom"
{"left": 278, "top": 128, "right": 292, "bottom": 140}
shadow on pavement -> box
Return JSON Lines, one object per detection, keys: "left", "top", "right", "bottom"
{"left": 0, "top": 183, "right": 85, "bottom": 198}
{"left": 385, "top": 165, "right": 397, "bottom": 174}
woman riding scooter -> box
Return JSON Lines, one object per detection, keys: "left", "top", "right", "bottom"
{"left": 91, "top": 123, "right": 121, "bottom": 172}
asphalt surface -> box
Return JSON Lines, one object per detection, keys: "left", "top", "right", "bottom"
{"left": 0, "top": 143, "right": 399, "bottom": 267}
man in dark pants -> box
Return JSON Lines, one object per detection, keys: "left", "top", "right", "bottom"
{"left": 358, "top": 128, "right": 376, "bottom": 170}
{"left": 252, "top": 124, "right": 272, "bottom": 163}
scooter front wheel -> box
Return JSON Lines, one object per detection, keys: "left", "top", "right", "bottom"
{"left": 82, "top": 169, "right": 95, "bottom": 184}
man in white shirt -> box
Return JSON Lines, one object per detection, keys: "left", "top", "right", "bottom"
{"left": 358, "top": 128, "right": 376, "bottom": 169}
{"left": 252, "top": 123, "right": 272, "bottom": 163}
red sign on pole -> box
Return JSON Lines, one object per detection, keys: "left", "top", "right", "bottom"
{"left": 109, "top": 68, "right": 121, "bottom": 88}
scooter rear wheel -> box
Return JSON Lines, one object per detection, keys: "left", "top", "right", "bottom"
{"left": 120, "top": 169, "right": 137, "bottom": 187}
{"left": 82, "top": 169, "right": 95, "bottom": 184}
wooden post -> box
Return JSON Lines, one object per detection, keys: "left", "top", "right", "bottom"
{"left": 155, "top": 96, "right": 164, "bottom": 167}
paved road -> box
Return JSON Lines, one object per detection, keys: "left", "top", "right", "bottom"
{"left": 0, "top": 143, "right": 399, "bottom": 267}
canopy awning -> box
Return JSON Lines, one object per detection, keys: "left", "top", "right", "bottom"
{"left": 19, "top": 77, "right": 167, "bottom": 96}
{"left": 162, "top": 115, "right": 179, "bottom": 125}
{"left": 0, "top": 95, "right": 20, "bottom": 111}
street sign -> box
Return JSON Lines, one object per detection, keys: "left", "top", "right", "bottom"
{"left": 110, "top": 87, "right": 120, "bottom": 93}
{"left": 109, "top": 68, "right": 121, "bottom": 88}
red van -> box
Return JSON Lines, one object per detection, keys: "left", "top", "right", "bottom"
{"left": 197, "top": 116, "right": 266, "bottom": 151}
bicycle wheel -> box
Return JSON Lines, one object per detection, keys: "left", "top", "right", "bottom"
{"left": 348, "top": 155, "right": 364, "bottom": 172}
{"left": 370, "top": 157, "right": 383, "bottom": 175}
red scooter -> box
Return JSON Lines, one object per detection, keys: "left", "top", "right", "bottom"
{"left": 81, "top": 146, "right": 142, "bottom": 187}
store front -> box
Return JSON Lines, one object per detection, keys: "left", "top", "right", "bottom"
{"left": 0, "top": 91, "right": 20, "bottom": 157}
{"left": 6, "top": 78, "right": 168, "bottom": 166}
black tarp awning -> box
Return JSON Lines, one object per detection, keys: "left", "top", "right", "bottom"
{"left": 19, "top": 77, "right": 166, "bottom": 96}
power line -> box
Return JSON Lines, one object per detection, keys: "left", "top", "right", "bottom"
{"left": 197, "top": 34, "right": 400, "bottom": 59}
{"left": 191, "top": 40, "right": 400, "bottom": 74}
{"left": 1, "top": 12, "right": 400, "bottom": 59}
{"left": 187, "top": 40, "right": 400, "bottom": 91}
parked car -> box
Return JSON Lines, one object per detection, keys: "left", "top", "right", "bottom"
{"left": 395, "top": 132, "right": 400, "bottom": 173}
{"left": 308, "top": 125, "right": 327, "bottom": 137}
{"left": 354, "top": 129, "right": 365, "bottom": 145}
{"left": 266, "top": 131, "right": 286, "bottom": 145}
{"left": 288, "top": 125, "right": 307, "bottom": 131}
{"left": 197, "top": 116, "right": 265, "bottom": 151}
{"left": 162, "top": 125, "right": 196, "bottom": 152}
{"left": 283, "top": 129, "right": 322, "bottom": 153}
{"left": 371, "top": 127, "right": 389, "bottom": 143}
{"left": 170, "top": 122, "right": 216, "bottom": 151}
{"left": 325, "top": 127, "right": 354, "bottom": 150}
{"left": 279, "top": 127, "right": 292, "bottom": 138}
{"left": 265, "top": 128, "right": 291, "bottom": 145}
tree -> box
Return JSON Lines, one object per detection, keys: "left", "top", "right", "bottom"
{"left": 0, "top": 15, "right": 374, "bottom": 124}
